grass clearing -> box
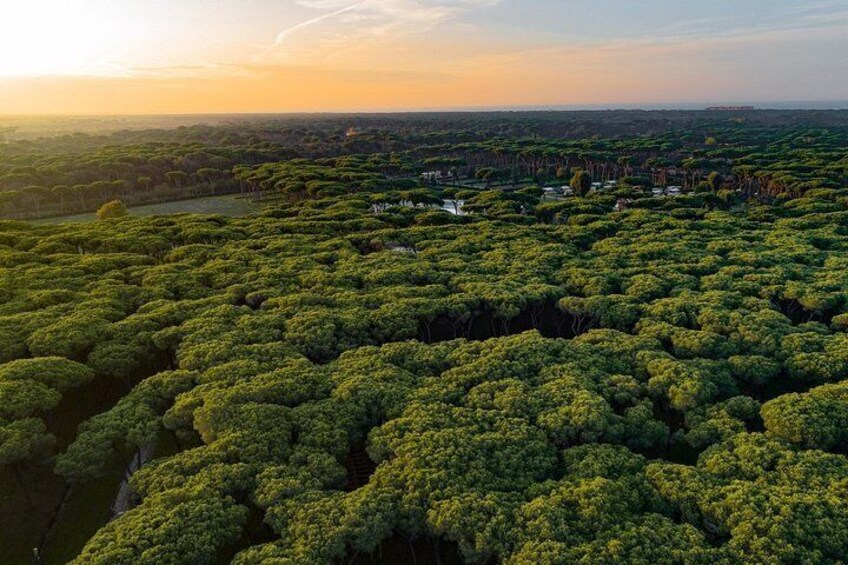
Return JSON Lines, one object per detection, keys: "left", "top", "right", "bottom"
{"left": 32, "top": 194, "right": 262, "bottom": 225}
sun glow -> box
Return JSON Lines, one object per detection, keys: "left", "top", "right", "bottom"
{"left": 0, "top": 1, "right": 131, "bottom": 77}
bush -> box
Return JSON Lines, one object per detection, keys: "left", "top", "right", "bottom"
{"left": 96, "top": 199, "right": 129, "bottom": 220}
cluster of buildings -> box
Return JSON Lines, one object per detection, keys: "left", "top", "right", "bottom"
{"left": 543, "top": 180, "right": 620, "bottom": 196}
{"left": 652, "top": 186, "right": 683, "bottom": 197}
{"left": 541, "top": 182, "right": 685, "bottom": 199}
{"left": 420, "top": 170, "right": 456, "bottom": 183}
{"left": 705, "top": 106, "right": 755, "bottom": 111}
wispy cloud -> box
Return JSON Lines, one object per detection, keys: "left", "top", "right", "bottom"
{"left": 274, "top": 0, "right": 500, "bottom": 45}
{"left": 649, "top": 1, "right": 848, "bottom": 42}
{"left": 275, "top": 2, "right": 364, "bottom": 43}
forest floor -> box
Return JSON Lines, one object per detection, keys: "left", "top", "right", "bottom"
{"left": 0, "top": 458, "right": 125, "bottom": 565}
{"left": 0, "top": 378, "right": 127, "bottom": 564}
{"left": 0, "top": 377, "right": 181, "bottom": 565}
{"left": 31, "top": 194, "right": 262, "bottom": 225}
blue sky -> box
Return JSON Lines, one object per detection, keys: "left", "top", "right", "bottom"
{"left": 476, "top": 0, "right": 847, "bottom": 40}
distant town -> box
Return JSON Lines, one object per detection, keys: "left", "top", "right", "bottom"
{"left": 705, "top": 106, "right": 756, "bottom": 111}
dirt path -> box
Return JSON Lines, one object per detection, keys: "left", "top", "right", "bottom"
{"left": 111, "top": 445, "right": 155, "bottom": 518}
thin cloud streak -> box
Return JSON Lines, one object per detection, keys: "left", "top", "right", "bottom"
{"left": 275, "top": 2, "right": 364, "bottom": 43}
{"left": 277, "top": 0, "right": 500, "bottom": 43}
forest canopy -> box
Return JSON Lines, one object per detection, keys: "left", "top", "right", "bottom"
{"left": 1, "top": 111, "right": 848, "bottom": 564}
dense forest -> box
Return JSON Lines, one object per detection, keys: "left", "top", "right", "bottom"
{"left": 2, "top": 111, "right": 848, "bottom": 564}
{"left": 3, "top": 110, "right": 847, "bottom": 220}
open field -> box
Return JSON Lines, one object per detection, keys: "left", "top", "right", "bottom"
{"left": 32, "top": 195, "right": 262, "bottom": 225}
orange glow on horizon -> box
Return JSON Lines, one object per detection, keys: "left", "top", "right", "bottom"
{"left": 0, "top": 1, "right": 845, "bottom": 114}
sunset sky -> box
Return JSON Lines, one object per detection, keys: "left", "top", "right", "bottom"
{"left": 0, "top": 0, "right": 846, "bottom": 114}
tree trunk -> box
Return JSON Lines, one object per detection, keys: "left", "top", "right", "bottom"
{"left": 433, "top": 537, "right": 443, "bottom": 565}
{"left": 13, "top": 465, "right": 34, "bottom": 507}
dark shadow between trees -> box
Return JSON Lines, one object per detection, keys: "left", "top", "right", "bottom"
{"left": 345, "top": 535, "right": 465, "bottom": 565}
{"left": 774, "top": 298, "right": 839, "bottom": 326}
{"left": 343, "top": 445, "right": 378, "bottom": 492}
{"left": 419, "top": 300, "right": 596, "bottom": 343}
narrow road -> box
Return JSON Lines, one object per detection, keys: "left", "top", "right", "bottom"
{"left": 111, "top": 444, "right": 155, "bottom": 518}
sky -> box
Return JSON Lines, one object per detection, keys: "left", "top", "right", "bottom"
{"left": 0, "top": 0, "right": 846, "bottom": 114}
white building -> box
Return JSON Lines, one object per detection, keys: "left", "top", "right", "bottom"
{"left": 420, "top": 171, "right": 444, "bottom": 183}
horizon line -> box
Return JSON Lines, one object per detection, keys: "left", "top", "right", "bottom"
{"left": 2, "top": 100, "right": 848, "bottom": 119}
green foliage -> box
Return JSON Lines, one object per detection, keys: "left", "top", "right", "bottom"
{"left": 649, "top": 434, "right": 848, "bottom": 563}
{"left": 2, "top": 114, "right": 848, "bottom": 563}
{"left": 0, "top": 357, "right": 93, "bottom": 392}
{"left": 762, "top": 381, "right": 848, "bottom": 450}
{"left": 70, "top": 487, "right": 247, "bottom": 565}
{"left": 570, "top": 169, "right": 593, "bottom": 197}
{"left": 96, "top": 199, "right": 129, "bottom": 220}
{"left": 57, "top": 370, "right": 198, "bottom": 480}
{"left": 0, "top": 418, "right": 55, "bottom": 466}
